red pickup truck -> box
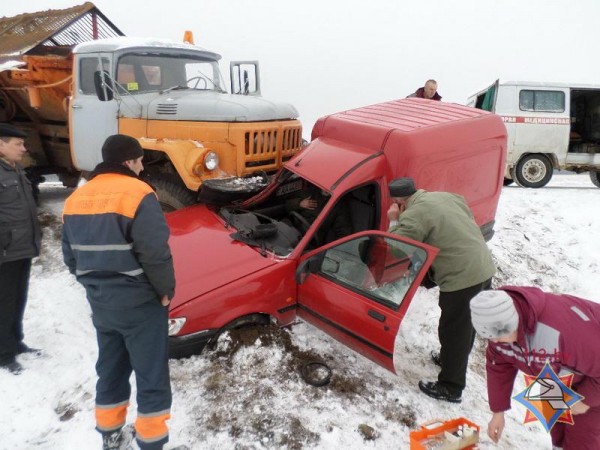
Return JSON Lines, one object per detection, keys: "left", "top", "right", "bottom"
{"left": 166, "top": 98, "right": 506, "bottom": 373}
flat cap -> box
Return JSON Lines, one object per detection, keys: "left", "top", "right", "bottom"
{"left": 389, "top": 177, "right": 417, "bottom": 197}
{"left": 0, "top": 123, "right": 27, "bottom": 139}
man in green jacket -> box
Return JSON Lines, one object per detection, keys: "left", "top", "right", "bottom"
{"left": 387, "top": 177, "right": 495, "bottom": 403}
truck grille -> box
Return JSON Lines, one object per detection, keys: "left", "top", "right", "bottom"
{"left": 244, "top": 124, "right": 302, "bottom": 171}
{"left": 156, "top": 104, "right": 178, "bottom": 115}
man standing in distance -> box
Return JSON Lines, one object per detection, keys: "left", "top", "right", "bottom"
{"left": 387, "top": 177, "right": 494, "bottom": 403}
{"left": 0, "top": 124, "right": 41, "bottom": 375}
{"left": 407, "top": 79, "right": 442, "bottom": 100}
{"left": 62, "top": 135, "right": 176, "bottom": 450}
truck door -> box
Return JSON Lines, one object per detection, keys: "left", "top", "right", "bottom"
{"left": 70, "top": 54, "right": 119, "bottom": 171}
{"left": 295, "top": 231, "right": 438, "bottom": 372}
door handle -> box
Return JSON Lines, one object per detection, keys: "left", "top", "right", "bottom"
{"left": 72, "top": 104, "right": 83, "bottom": 109}
{"left": 368, "top": 309, "right": 386, "bottom": 322}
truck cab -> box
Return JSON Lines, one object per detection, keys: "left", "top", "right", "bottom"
{"left": 166, "top": 98, "right": 507, "bottom": 371}
{"left": 0, "top": 3, "right": 302, "bottom": 210}
{"left": 468, "top": 80, "right": 600, "bottom": 188}
{"left": 72, "top": 37, "right": 302, "bottom": 210}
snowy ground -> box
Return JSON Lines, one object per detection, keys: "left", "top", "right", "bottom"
{"left": 1, "top": 173, "right": 598, "bottom": 450}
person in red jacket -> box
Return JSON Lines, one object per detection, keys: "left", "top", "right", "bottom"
{"left": 407, "top": 79, "right": 442, "bottom": 101}
{"left": 470, "top": 287, "right": 600, "bottom": 450}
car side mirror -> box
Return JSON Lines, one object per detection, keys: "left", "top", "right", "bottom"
{"left": 295, "top": 255, "right": 322, "bottom": 285}
{"left": 94, "top": 70, "right": 114, "bottom": 101}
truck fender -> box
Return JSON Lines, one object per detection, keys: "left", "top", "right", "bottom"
{"left": 138, "top": 138, "right": 211, "bottom": 191}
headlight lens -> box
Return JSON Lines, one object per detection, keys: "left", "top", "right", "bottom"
{"left": 168, "top": 317, "right": 186, "bottom": 336}
{"left": 204, "top": 151, "right": 219, "bottom": 171}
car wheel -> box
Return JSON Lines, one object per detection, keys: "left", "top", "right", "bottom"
{"left": 590, "top": 170, "right": 600, "bottom": 188}
{"left": 151, "top": 174, "right": 197, "bottom": 212}
{"left": 514, "top": 154, "right": 553, "bottom": 188}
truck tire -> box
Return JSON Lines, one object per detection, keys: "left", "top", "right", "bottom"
{"left": 151, "top": 175, "right": 197, "bottom": 212}
{"left": 503, "top": 177, "right": 514, "bottom": 186}
{"left": 590, "top": 170, "right": 600, "bottom": 188}
{"left": 514, "top": 154, "right": 553, "bottom": 188}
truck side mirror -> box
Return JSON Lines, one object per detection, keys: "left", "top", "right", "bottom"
{"left": 94, "top": 70, "right": 114, "bottom": 102}
{"left": 230, "top": 61, "right": 261, "bottom": 96}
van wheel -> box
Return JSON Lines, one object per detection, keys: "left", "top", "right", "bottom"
{"left": 590, "top": 170, "right": 600, "bottom": 188}
{"left": 151, "top": 175, "right": 197, "bottom": 212}
{"left": 515, "top": 154, "right": 553, "bottom": 188}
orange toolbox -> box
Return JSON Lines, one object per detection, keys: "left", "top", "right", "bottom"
{"left": 410, "top": 417, "right": 480, "bottom": 450}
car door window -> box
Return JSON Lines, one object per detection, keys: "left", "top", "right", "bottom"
{"left": 318, "top": 235, "right": 426, "bottom": 310}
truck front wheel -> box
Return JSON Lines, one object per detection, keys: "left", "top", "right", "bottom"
{"left": 515, "top": 154, "right": 553, "bottom": 188}
{"left": 590, "top": 170, "right": 600, "bottom": 188}
{"left": 151, "top": 175, "right": 197, "bottom": 212}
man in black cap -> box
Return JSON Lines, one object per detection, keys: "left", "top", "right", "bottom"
{"left": 387, "top": 176, "right": 495, "bottom": 403}
{"left": 62, "top": 134, "right": 177, "bottom": 450}
{"left": 0, "top": 124, "right": 42, "bottom": 375}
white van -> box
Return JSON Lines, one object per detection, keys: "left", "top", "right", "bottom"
{"left": 468, "top": 80, "right": 600, "bottom": 188}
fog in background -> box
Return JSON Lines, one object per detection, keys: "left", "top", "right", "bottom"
{"left": 4, "top": 0, "right": 599, "bottom": 134}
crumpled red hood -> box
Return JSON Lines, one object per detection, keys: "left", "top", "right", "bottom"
{"left": 166, "top": 204, "right": 277, "bottom": 308}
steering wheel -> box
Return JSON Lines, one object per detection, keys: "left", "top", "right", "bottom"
{"left": 186, "top": 76, "right": 208, "bottom": 89}
{"left": 289, "top": 211, "right": 311, "bottom": 234}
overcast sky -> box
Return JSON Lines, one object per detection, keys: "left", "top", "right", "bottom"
{"left": 4, "top": 0, "right": 599, "bottom": 132}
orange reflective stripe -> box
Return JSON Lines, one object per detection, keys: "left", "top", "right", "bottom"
{"left": 95, "top": 402, "right": 128, "bottom": 431}
{"left": 63, "top": 174, "right": 155, "bottom": 218}
{"left": 135, "top": 412, "right": 171, "bottom": 442}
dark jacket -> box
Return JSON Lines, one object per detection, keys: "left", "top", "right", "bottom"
{"left": 389, "top": 190, "right": 495, "bottom": 291}
{"left": 407, "top": 87, "right": 442, "bottom": 101}
{"left": 62, "top": 163, "right": 175, "bottom": 310}
{"left": 0, "top": 158, "right": 41, "bottom": 263}
{"left": 486, "top": 286, "right": 600, "bottom": 412}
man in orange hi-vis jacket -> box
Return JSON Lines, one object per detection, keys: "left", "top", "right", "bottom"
{"left": 62, "top": 135, "right": 176, "bottom": 450}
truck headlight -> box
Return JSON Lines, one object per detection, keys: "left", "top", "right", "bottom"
{"left": 168, "top": 317, "right": 187, "bottom": 336}
{"left": 204, "top": 152, "right": 219, "bottom": 171}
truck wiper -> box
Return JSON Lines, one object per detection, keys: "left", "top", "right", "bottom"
{"left": 160, "top": 85, "right": 190, "bottom": 94}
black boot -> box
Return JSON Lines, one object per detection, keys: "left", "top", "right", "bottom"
{"left": 102, "top": 424, "right": 135, "bottom": 450}
{"left": 17, "top": 342, "right": 42, "bottom": 356}
{"left": 418, "top": 380, "right": 462, "bottom": 403}
{"left": 0, "top": 359, "right": 23, "bottom": 375}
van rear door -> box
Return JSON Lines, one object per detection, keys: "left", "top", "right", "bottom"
{"left": 295, "top": 231, "right": 438, "bottom": 373}
{"left": 468, "top": 79, "right": 499, "bottom": 111}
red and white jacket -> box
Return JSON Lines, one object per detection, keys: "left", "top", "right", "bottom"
{"left": 486, "top": 286, "right": 600, "bottom": 412}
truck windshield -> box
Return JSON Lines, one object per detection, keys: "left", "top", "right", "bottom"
{"left": 115, "top": 53, "right": 226, "bottom": 94}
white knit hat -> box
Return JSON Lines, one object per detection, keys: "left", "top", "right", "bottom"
{"left": 470, "top": 290, "right": 519, "bottom": 339}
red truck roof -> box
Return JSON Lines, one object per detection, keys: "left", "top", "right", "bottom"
{"left": 309, "top": 98, "right": 507, "bottom": 230}
{"left": 311, "top": 97, "right": 496, "bottom": 148}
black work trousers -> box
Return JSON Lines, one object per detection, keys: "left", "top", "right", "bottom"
{"left": 0, "top": 258, "right": 32, "bottom": 365}
{"left": 437, "top": 278, "right": 492, "bottom": 394}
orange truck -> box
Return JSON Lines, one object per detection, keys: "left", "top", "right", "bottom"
{"left": 0, "top": 3, "right": 302, "bottom": 209}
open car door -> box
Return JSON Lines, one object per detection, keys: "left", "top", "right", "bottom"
{"left": 295, "top": 231, "right": 438, "bottom": 373}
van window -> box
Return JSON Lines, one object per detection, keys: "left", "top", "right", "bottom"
{"left": 519, "top": 90, "right": 565, "bottom": 112}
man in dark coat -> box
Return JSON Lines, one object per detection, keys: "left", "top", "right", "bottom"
{"left": 62, "top": 135, "right": 176, "bottom": 450}
{"left": 407, "top": 79, "right": 442, "bottom": 101}
{"left": 471, "top": 287, "right": 600, "bottom": 450}
{"left": 0, "top": 124, "right": 42, "bottom": 375}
